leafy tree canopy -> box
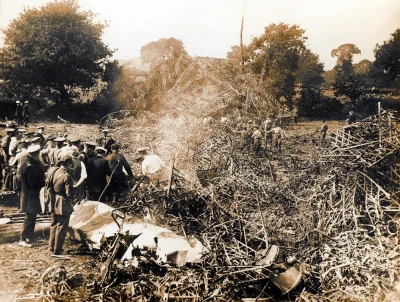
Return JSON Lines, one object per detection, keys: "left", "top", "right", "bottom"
{"left": 140, "top": 37, "right": 187, "bottom": 65}
{"left": 372, "top": 28, "right": 400, "bottom": 86}
{"left": 331, "top": 43, "right": 361, "bottom": 65}
{"left": 0, "top": 0, "right": 113, "bottom": 104}
{"left": 354, "top": 59, "right": 372, "bottom": 76}
{"left": 296, "top": 49, "right": 324, "bottom": 87}
{"left": 246, "top": 23, "right": 307, "bottom": 109}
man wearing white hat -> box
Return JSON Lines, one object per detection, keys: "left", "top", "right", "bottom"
{"left": 18, "top": 144, "right": 46, "bottom": 247}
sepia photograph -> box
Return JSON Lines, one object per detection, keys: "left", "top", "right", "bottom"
{"left": 0, "top": 0, "right": 399, "bottom": 301}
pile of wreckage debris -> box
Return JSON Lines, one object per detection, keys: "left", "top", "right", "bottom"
{"left": 36, "top": 109, "right": 400, "bottom": 302}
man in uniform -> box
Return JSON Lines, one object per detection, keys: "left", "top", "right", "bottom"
{"left": 18, "top": 145, "right": 46, "bottom": 247}
{"left": 40, "top": 137, "right": 56, "bottom": 168}
{"left": 48, "top": 136, "right": 65, "bottom": 166}
{"left": 99, "top": 130, "right": 115, "bottom": 155}
{"left": 48, "top": 154, "right": 74, "bottom": 256}
{"left": 79, "top": 141, "right": 96, "bottom": 167}
{"left": 87, "top": 147, "right": 110, "bottom": 201}
{"left": 105, "top": 144, "right": 134, "bottom": 203}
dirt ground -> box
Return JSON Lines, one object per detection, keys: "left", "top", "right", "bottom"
{"left": 0, "top": 119, "right": 347, "bottom": 301}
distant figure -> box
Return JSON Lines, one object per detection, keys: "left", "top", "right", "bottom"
{"left": 267, "top": 127, "right": 286, "bottom": 153}
{"left": 291, "top": 107, "right": 298, "bottom": 125}
{"left": 15, "top": 101, "right": 23, "bottom": 125}
{"left": 21, "top": 101, "right": 30, "bottom": 127}
{"left": 263, "top": 116, "right": 273, "bottom": 147}
{"left": 251, "top": 125, "right": 263, "bottom": 156}
{"left": 317, "top": 120, "right": 328, "bottom": 147}
{"left": 347, "top": 111, "right": 356, "bottom": 125}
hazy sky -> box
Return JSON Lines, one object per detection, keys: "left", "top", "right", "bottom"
{"left": 1, "top": 0, "right": 399, "bottom": 70}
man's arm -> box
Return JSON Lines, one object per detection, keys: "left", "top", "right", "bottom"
{"left": 121, "top": 156, "right": 134, "bottom": 177}
{"left": 64, "top": 175, "right": 74, "bottom": 198}
{"left": 74, "top": 161, "right": 87, "bottom": 188}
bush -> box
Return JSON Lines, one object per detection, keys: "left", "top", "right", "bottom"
{"left": 297, "top": 86, "right": 344, "bottom": 119}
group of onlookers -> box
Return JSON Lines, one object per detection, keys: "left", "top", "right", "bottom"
{"left": 0, "top": 125, "right": 170, "bottom": 256}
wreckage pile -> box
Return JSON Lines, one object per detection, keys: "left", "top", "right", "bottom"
{"left": 40, "top": 109, "right": 399, "bottom": 301}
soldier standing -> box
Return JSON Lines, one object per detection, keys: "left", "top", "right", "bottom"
{"left": 48, "top": 154, "right": 74, "bottom": 256}
{"left": 105, "top": 144, "right": 134, "bottom": 204}
{"left": 86, "top": 147, "right": 110, "bottom": 201}
{"left": 18, "top": 145, "right": 46, "bottom": 247}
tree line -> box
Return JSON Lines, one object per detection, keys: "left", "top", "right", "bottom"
{"left": 0, "top": 0, "right": 399, "bottom": 121}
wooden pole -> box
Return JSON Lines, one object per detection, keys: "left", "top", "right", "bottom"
{"left": 240, "top": 15, "right": 244, "bottom": 72}
{"left": 378, "top": 102, "right": 382, "bottom": 148}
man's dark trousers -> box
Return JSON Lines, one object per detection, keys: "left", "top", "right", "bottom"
{"left": 21, "top": 213, "right": 37, "bottom": 242}
{"left": 49, "top": 213, "right": 70, "bottom": 253}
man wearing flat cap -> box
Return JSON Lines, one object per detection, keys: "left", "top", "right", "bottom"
{"left": 18, "top": 145, "right": 46, "bottom": 247}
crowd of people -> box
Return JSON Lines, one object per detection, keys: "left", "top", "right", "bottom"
{"left": 0, "top": 124, "right": 170, "bottom": 256}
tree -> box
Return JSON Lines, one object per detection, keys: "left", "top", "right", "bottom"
{"left": 354, "top": 59, "right": 372, "bottom": 76}
{"left": 140, "top": 38, "right": 187, "bottom": 65}
{"left": 333, "top": 68, "right": 365, "bottom": 101}
{"left": 246, "top": 23, "right": 307, "bottom": 109}
{"left": 296, "top": 49, "right": 324, "bottom": 87}
{"left": 331, "top": 43, "right": 361, "bottom": 66}
{"left": 331, "top": 44, "right": 364, "bottom": 103}
{"left": 371, "top": 28, "right": 400, "bottom": 87}
{"left": 0, "top": 0, "right": 113, "bottom": 104}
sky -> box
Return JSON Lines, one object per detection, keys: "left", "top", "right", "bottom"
{"left": 0, "top": 0, "right": 399, "bottom": 70}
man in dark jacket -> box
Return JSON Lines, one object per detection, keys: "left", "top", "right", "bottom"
{"left": 48, "top": 154, "right": 74, "bottom": 256}
{"left": 105, "top": 144, "right": 134, "bottom": 203}
{"left": 87, "top": 147, "right": 111, "bottom": 201}
{"left": 19, "top": 145, "right": 46, "bottom": 247}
